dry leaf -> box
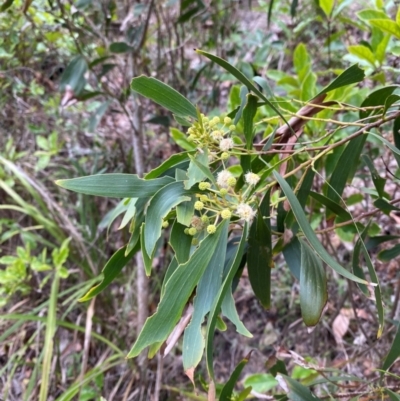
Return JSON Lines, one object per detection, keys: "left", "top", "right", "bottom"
{"left": 332, "top": 308, "right": 354, "bottom": 345}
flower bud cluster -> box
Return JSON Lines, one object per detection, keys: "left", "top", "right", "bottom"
{"left": 186, "top": 114, "right": 236, "bottom": 158}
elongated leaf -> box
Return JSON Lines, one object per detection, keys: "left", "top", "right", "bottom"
{"left": 362, "top": 155, "right": 386, "bottom": 198}
{"left": 319, "top": 0, "right": 334, "bottom": 17}
{"left": 352, "top": 225, "right": 369, "bottom": 296}
{"left": 327, "top": 135, "right": 366, "bottom": 204}
{"left": 253, "top": 76, "right": 274, "bottom": 98}
{"left": 79, "top": 244, "right": 139, "bottom": 302}
{"left": 366, "top": 235, "right": 400, "bottom": 250}
{"left": 382, "top": 322, "right": 400, "bottom": 373}
{"left": 185, "top": 149, "right": 209, "bottom": 189}
{"left": 370, "top": 19, "right": 400, "bottom": 39}
{"left": 361, "top": 245, "right": 383, "bottom": 337}
{"left": 234, "top": 85, "right": 249, "bottom": 125}
{"left": 274, "top": 171, "right": 369, "bottom": 284}
{"left": 144, "top": 181, "right": 191, "bottom": 258}
{"left": 309, "top": 191, "right": 351, "bottom": 220}
{"left": 195, "top": 49, "right": 292, "bottom": 132}
{"left": 348, "top": 45, "right": 375, "bottom": 66}
{"left": 357, "top": 9, "right": 389, "bottom": 21}
{"left": 170, "top": 128, "right": 197, "bottom": 151}
{"left": 220, "top": 352, "right": 251, "bottom": 401}
{"left": 386, "top": 389, "right": 400, "bottom": 401}
{"left": 188, "top": 153, "right": 217, "bottom": 186}
{"left": 0, "top": 0, "right": 14, "bottom": 12}
{"left": 60, "top": 55, "right": 88, "bottom": 94}
{"left": 277, "top": 375, "right": 322, "bottom": 401}
{"left": 182, "top": 223, "right": 228, "bottom": 371}
{"left": 176, "top": 195, "right": 195, "bottom": 226}
{"left": 247, "top": 190, "right": 272, "bottom": 308}
{"left": 56, "top": 174, "right": 173, "bottom": 198}
{"left": 318, "top": 64, "right": 365, "bottom": 96}
{"left": 384, "top": 94, "right": 400, "bottom": 116}
{"left": 145, "top": 153, "right": 190, "bottom": 179}
{"left": 140, "top": 224, "right": 153, "bottom": 276}
{"left": 125, "top": 198, "right": 147, "bottom": 254}
{"left": 360, "top": 86, "right": 398, "bottom": 120}
{"left": 131, "top": 76, "right": 197, "bottom": 118}
{"left": 378, "top": 244, "right": 400, "bottom": 261}
{"left": 170, "top": 221, "right": 192, "bottom": 264}
{"left": 109, "top": 41, "right": 132, "bottom": 53}
{"left": 243, "top": 94, "right": 258, "bottom": 149}
{"left": 300, "top": 240, "right": 327, "bottom": 326}
{"left": 283, "top": 236, "right": 302, "bottom": 280}
{"left": 369, "top": 132, "right": 400, "bottom": 164}
{"left": 221, "top": 290, "right": 252, "bottom": 337}
{"left": 127, "top": 220, "right": 229, "bottom": 358}
{"left": 206, "top": 224, "right": 248, "bottom": 379}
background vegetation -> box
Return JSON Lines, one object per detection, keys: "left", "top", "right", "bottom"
{"left": 1, "top": 0, "right": 400, "bottom": 400}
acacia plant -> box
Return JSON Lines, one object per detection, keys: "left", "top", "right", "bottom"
{"left": 57, "top": 25, "right": 400, "bottom": 399}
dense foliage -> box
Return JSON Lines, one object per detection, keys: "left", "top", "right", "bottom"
{"left": 1, "top": 0, "right": 400, "bottom": 400}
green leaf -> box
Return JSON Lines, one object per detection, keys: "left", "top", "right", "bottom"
{"left": 348, "top": 45, "right": 376, "bottom": 66}
{"left": 56, "top": 174, "right": 173, "bottom": 198}
{"left": 221, "top": 290, "right": 252, "bottom": 337}
{"left": 361, "top": 246, "right": 384, "bottom": 337}
{"left": 109, "top": 42, "right": 132, "bottom": 53}
{"left": 283, "top": 236, "right": 301, "bottom": 280}
{"left": 378, "top": 244, "right": 400, "bottom": 261}
{"left": 386, "top": 389, "right": 400, "bottom": 401}
{"left": 309, "top": 191, "right": 351, "bottom": 220}
{"left": 247, "top": 190, "right": 272, "bottom": 308}
{"left": 362, "top": 155, "right": 386, "bottom": 198}
{"left": 127, "top": 220, "right": 229, "bottom": 358}
{"left": 274, "top": 171, "right": 369, "bottom": 285}
{"left": 278, "top": 374, "right": 322, "bottom": 401}
{"left": 176, "top": 195, "right": 195, "bottom": 226}
{"left": 242, "top": 94, "right": 258, "bottom": 149}
{"left": 357, "top": 9, "right": 389, "bottom": 21}
{"left": 195, "top": 49, "right": 292, "bottom": 133}
{"left": 381, "top": 322, "right": 400, "bottom": 373}
{"left": 383, "top": 94, "right": 400, "bottom": 116}
{"left": 118, "top": 198, "right": 138, "bottom": 230}
{"left": 170, "top": 221, "right": 192, "bottom": 265}
{"left": 219, "top": 352, "right": 251, "bottom": 401}
{"left": 170, "top": 128, "right": 196, "bottom": 151}
{"left": 293, "top": 43, "right": 311, "bottom": 82}
{"left": 0, "top": 0, "right": 14, "bottom": 11}
{"left": 318, "top": 64, "right": 365, "bottom": 96}
{"left": 234, "top": 86, "right": 249, "bottom": 125}
{"left": 369, "top": 131, "right": 400, "bottom": 168}
{"left": 299, "top": 240, "right": 327, "bottom": 327}
{"left": 352, "top": 225, "right": 369, "bottom": 296}
{"left": 366, "top": 235, "right": 400, "bottom": 250}
{"left": 206, "top": 224, "right": 248, "bottom": 379}
{"left": 243, "top": 373, "right": 277, "bottom": 393}
{"left": 79, "top": 244, "right": 139, "bottom": 302}
{"left": 131, "top": 76, "right": 197, "bottom": 118}
{"left": 360, "top": 86, "right": 398, "bottom": 119}
{"left": 188, "top": 153, "right": 217, "bottom": 186}
{"left": 144, "top": 181, "right": 191, "bottom": 258}
{"left": 182, "top": 223, "right": 228, "bottom": 371}
{"left": 145, "top": 152, "right": 190, "bottom": 180}
{"left": 319, "top": 0, "right": 334, "bottom": 17}
{"left": 185, "top": 149, "right": 209, "bottom": 189}
{"left": 253, "top": 76, "right": 274, "bottom": 98}
{"left": 60, "top": 56, "right": 88, "bottom": 94}
{"left": 140, "top": 224, "right": 153, "bottom": 276}
{"left": 370, "top": 19, "right": 400, "bottom": 39}
{"left": 327, "top": 135, "right": 367, "bottom": 204}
